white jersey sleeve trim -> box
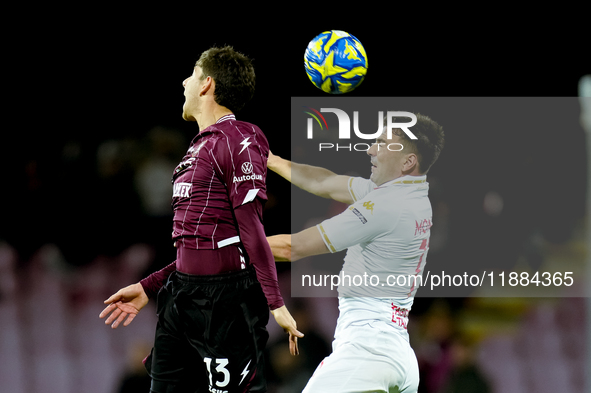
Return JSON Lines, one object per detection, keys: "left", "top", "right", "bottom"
{"left": 348, "top": 177, "right": 357, "bottom": 202}
{"left": 317, "top": 224, "right": 337, "bottom": 253}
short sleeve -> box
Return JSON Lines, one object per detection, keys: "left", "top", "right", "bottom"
{"left": 317, "top": 195, "right": 399, "bottom": 253}
{"left": 348, "top": 177, "right": 376, "bottom": 202}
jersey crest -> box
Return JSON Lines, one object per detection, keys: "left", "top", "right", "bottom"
{"left": 362, "top": 201, "right": 374, "bottom": 214}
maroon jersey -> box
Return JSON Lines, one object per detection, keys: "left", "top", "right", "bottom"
{"left": 140, "top": 114, "right": 284, "bottom": 310}
{"left": 172, "top": 114, "right": 268, "bottom": 249}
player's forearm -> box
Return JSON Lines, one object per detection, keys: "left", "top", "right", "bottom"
{"left": 267, "top": 235, "right": 292, "bottom": 261}
{"left": 139, "top": 261, "right": 176, "bottom": 299}
{"left": 292, "top": 162, "right": 340, "bottom": 199}
{"left": 234, "top": 201, "right": 285, "bottom": 310}
{"left": 267, "top": 228, "right": 329, "bottom": 262}
{"left": 267, "top": 153, "right": 292, "bottom": 183}
{"left": 246, "top": 234, "right": 285, "bottom": 310}
{"left": 291, "top": 226, "right": 331, "bottom": 261}
{"left": 269, "top": 154, "right": 341, "bottom": 199}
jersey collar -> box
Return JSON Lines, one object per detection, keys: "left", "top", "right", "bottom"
{"left": 375, "top": 175, "right": 427, "bottom": 189}
{"left": 216, "top": 114, "right": 236, "bottom": 124}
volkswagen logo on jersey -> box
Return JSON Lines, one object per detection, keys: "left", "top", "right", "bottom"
{"left": 233, "top": 163, "right": 262, "bottom": 183}
{"left": 241, "top": 162, "right": 253, "bottom": 174}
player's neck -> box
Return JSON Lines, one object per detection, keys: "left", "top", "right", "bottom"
{"left": 197, "top": 103, "right": 233, "bottom": 130}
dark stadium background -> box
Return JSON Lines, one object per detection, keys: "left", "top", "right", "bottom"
{"left": 1, "top": 14, "right": 589, "bottom": 393}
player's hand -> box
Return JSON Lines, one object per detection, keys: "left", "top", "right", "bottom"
{"left": 99, "top": 283, "right": 149, "bottom": 329}
{"left": 271, "top": 305, "right": 304, "bottom": 356}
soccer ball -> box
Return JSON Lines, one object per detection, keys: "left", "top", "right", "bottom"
{"left": 304, "top": 30, "right": 368, "bottom": 94}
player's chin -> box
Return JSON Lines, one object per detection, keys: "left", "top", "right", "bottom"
{"left": 370, "top": 172, "right": 379, "bottom": 184}
{"left": 181, "top": 110, "right": 196, "bottom": 122}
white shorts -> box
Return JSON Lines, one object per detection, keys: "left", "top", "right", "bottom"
{"left": 302, "top": 319, "right": 419, "bottom": 393}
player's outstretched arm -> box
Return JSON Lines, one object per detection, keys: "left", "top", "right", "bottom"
{"left": 292, "top": 227, "right": 330, "bottom": 261}
{"left": 268, "top": 228, "right": 329, "bottom": 262}
{"left": 270, "top": 305, "right": 304, "bottom": 356}
{"left": 267, "top": 151, "right": 353, "bottom": 204}
{"left": 99, "top": 283, "right": 149, "bottom": 329}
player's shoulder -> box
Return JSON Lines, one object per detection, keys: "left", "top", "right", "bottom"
{"left": 353, "top": 189, "right": 401, "bottom": 222}
{"left": 348, "top": 176, "right": 376, "bottom": 203}
{"left": 353, "top": 177, "right": 428, "bottom": 217}
{"left": 212, "top": 117, "right": 264, "bottom": 137}
{"left": 346, "top": 185, "right": 399, "bottom": 227}
{"left": 211, "top": 119, "right": 268, "bottom": 150}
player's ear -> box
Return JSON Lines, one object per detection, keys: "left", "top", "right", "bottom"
{"left": 200, "top": 76, "right": 213, "bottom": 96}
{"left": 403, "top": 153, "right": 418, "bottom": 172}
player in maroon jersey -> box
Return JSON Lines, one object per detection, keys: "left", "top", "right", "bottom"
{"left": 100, "top": 46, "right": 303, "bottom": 393}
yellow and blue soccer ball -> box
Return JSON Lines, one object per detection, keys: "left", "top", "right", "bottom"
{"left": 304, "top": 30, "right": 368, "bottom": 94}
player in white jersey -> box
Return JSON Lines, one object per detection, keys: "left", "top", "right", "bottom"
{"left": 267, "top": 113, "right": 444, "bottom": 393}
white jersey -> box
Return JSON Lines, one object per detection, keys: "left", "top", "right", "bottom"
{"left": 304, "top": 175, "right": 430, "bottom": 393}
{"left": 316, "top": 174, "right": 432, "bottom": 316}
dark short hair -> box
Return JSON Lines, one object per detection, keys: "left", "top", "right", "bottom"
{"left": 196, "top": 46, "right": 255, "bottom": 113}
{"left": 389, "top": 113, "right": 445, "bottom": 174}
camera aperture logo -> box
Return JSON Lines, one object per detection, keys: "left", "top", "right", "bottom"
{"left": 303, "top": 106, "right": 417, "bottom": 152}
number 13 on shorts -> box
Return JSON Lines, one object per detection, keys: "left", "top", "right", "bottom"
{"left": 204, "top": 357, "right": 253, "bottom": 392}
{"left": 204, "top": 357, "right": 230, "bottom": 390}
